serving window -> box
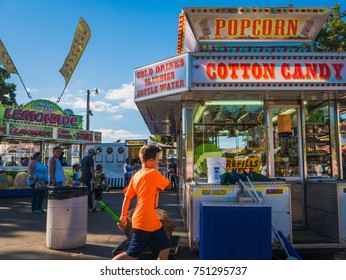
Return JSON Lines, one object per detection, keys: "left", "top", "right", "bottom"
{"left": 193, "top": 101, "right": 266, "bottom": 178}
{"left": 0, "top": 141, "right": 40, "bottom": 167}
{"left": 338, "top": 99, "right": 346, "bottom": 179}
{"left": 304, "top": 100, "right": 331, "bottom": 178}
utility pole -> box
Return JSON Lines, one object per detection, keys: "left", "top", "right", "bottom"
{"left": 86, "top": 89, "right": 90, "bottom": 130}
{"left": 86, "top": 89, "right": 98, "bottom": 130}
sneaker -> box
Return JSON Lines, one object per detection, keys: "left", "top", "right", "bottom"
{"left": 91, "top": 208, "right": 97, "bottom": 212}
{"left": 34, "top": 209, "right": 46, "bottom": 214}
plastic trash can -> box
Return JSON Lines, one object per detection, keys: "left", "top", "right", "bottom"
{"left": 46, "top": 186, "right": 88, "bottom": 249}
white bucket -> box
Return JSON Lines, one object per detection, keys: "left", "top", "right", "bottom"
{"left": 207, "top": 157, "right": 226, "bottom": 184}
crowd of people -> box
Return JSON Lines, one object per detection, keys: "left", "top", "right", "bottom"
{"left": 27, "top": 146, "right": 178, "bottom": 214}
{"left": 123, "top": 156, "right": 177, "bottom": 190}
{"left": 26, "top": 147, "right": 106, "bottom": 214}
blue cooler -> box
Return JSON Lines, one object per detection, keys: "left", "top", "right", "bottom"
{"left": 199, "top": 202, "right": 272, "bottom": 260}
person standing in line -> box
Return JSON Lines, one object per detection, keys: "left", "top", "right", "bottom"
{"left": 342, "top": 152, "right": 346, "bottom": 179}
{"left": 133, "top": 159, "right": 142, "bottom": 174}
{"left": 168, "top": 158, "right": 177, "bottom": 191}
{"left": 27, "top": 151, "right": 48, "bottom": 214}
{"left": 48, "top": 146, "right": 65, "bottom": 187}
{"left": 91, "top": 164, "right": 108, "bottom": 212}
{"left": 123, "top": 158, "right": 133, "bottom": 187}
{"left": 72, "top": 163, "right": 82, "bottom": 187}
{"left": 260, "top": 161, "right": 268, "bottom": 176}
{"left": 81, "top": 148, "right": 95, "bottom": 209}
{"left": 114, "top": 145, "right": 172, "bottom": 260}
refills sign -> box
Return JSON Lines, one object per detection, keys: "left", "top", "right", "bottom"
{"left": 192, "top": 55, "right": 346, "bottom": 86}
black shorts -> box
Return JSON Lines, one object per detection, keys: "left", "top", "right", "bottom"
{"left": 126, "top": 226, "right": 170, "bottom": 258}
{"left": 94, "top": 188, "right": 102, "bottom": 201}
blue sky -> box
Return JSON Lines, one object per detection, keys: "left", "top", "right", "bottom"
{"left": 0, "top": 0, "right": 343, "bottom": 143}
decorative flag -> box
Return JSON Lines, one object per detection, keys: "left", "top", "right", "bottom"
{"left": 0, "top": 39, "right": 18, "bottom": 74}
{"left": 59, "top": 17, "right": 91, "bottom": 88}
{"left": 0, "top": 39, "right": 32, "bottom": 100}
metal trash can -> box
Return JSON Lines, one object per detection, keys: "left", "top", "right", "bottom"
{"left": 46, "top": 186, "right": 88, "bottom": 249}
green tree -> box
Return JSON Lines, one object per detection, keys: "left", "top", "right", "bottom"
{"left": 149, "top": 134, "right": 176, "bottom": 146}
{"left": 314, "top": 4, "right": 346, "bottom": 52}
{"left": 0, "top": 66, "right": 17, "bottom": 105}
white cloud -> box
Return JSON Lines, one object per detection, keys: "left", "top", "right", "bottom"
{"left": 26, "top": 87, "right": 39, "bottom": 93}
{"left": 105, "top": 83, "right": 134, "bottom": 101}
{"left": 107, "top": 115, "right": 124, "bottom": 120}
{"left": 49, "top": 93, "right": 86, "bottom": 111}
{"left": 119, "top": 98, "right": 138, "bottom": 110}
{"left": 92, "top": 100, "right": 120, "bottom": 112}
{"left": 105, "top": 83, "right": 138, "bottom": 110}
{"left": 99, "top": 128, "right": 147, "bottom": 142}
{"left": 53, "top": 83, "right": 138, "bottom": 114}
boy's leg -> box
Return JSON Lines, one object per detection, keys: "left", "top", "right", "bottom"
{"left": 112, "top": 229, "right": 149, "bottom": 260}
{"left": 92, "top": 189, "right": 102, "bottom": 211}
{"left": 148, "top": 226, "right": 171, "bottom": 260}
{"left": 157, "top": 248, "right": 170, "bottom": 260}
{"left": 92, "top": 200, "right": 97, "bottom": 211}
{"left": 112, "top": 251, "right": 136, "bottom": 260}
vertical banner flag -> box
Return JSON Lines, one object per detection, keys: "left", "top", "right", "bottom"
{"left": 59, "top": 17, "right": 91, "bottom": 94}
{"left": 0, "top": 39, "right": 32, "bottom": 100}
{"left": 0, "top": 39, "right": 18, "bottom": 74}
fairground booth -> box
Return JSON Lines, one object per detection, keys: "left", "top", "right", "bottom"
{"left": 0, "top": 99, "right": 101, "bottom": 197}
{"left": 134, "top": 6, "right": 346, "bottom": 255}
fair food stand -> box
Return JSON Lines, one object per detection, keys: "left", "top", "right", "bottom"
{"left": 0, "top": 99, "right": 101, "bottom": 197}
{"left": 134, "top": 6, "right": 346, "bottom": 252}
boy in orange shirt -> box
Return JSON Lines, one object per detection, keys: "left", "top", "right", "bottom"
{"left": 113, "top": 145, "right": 172, "bottom": 260}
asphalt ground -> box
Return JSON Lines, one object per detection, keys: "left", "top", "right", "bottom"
{"left": 2, "top": 188, "right": 346, "bottom": 261}
{"left": 0, "top": 189, "right": 197, "bottom": 260}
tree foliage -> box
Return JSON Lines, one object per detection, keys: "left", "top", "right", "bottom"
{"left": 0, "top": 66, "right": 17, "bottom": 105}
{"left": 314, "top": 4, "right": 346, "bottom": 52}
{"left": 149, "top": 134, "right": 176, "bottom": 146}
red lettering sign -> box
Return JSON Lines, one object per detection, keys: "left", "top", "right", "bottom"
{"left": 3, "top": 108, "right": 79, "bottom": 127}
{"left": 266, "top": 189, "right": 284, "bottom": 194}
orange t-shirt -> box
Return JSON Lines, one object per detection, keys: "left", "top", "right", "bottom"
{"left": 125, "top": 168, "right": 169, "bottom": 232}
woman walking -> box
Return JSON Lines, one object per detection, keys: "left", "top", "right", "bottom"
{"left": 27, "top": 152, "right": 48, "bottom": 214}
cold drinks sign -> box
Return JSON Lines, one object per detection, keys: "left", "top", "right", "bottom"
{"left": 135, "top": 53, "right": 346, "bottom": 95}
{"left": 134, "top": 54, "right": 188, "bottom": 101}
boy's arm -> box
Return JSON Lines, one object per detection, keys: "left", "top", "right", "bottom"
{"left": 165, "top": 182, "right": 173, "bottom": 191}
{"left": 118, "top": 195, "right": 131, "bottom": 228}
{"left": 103, "top": 174, "right": 107, "bottom": 185}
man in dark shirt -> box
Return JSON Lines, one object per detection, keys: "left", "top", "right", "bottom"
{"left": 81, "top": 148, "right": 95, "bottom": 209}
{"left": 168, "top": 158, "right": 177, "bottom": 190}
